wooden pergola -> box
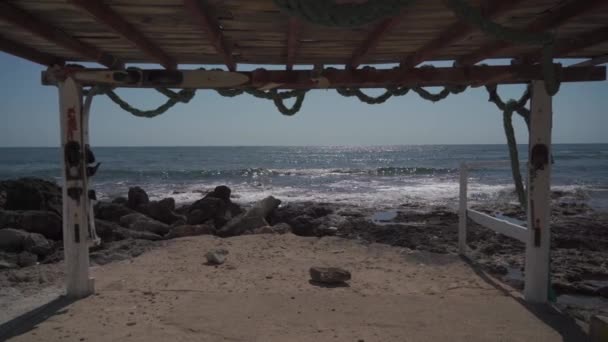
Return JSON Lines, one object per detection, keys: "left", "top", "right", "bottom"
{"left": 1, "top": 0, "right": 607, "bottom": 303}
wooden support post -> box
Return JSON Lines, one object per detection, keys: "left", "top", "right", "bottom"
{"left": 524, "top": 81, "right": 553, "bottom": 303}
{"left": 458, "top": 162, "right": 468, "bottom": 255}
{"left": 58, "top": 77, "right": 94, "bottom": 299}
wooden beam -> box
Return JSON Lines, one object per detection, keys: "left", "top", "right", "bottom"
{"left": 518, "top": 26, "right": 608, "bottom": 64}
{"left": 69, "top": 0, "right": 175, "bottom": 70}
{"left": 0, "top": 2, "right": 121, "bottom": 68}
{"left": 400, "top": 0, "right": 524, "bottom": 69}
{"left": 286, "top": 17, "right": 300, "bottom": 71}
{"left": 524, "top": 80, "right": 553, "bottom": 303}
{"left": 458, "top": 0, "right": 608, "bottom": 66}
{"left": 183, "top": 0, "right": 236, "bottom": 71}
{"left": 571, "top": 55, "right": 608, "bottom": 67}
{"left": 43, "top": 65, "right": 606, "bottom": 89}
{"left": 349, "top": 15, "right": 402, "bottom": 69}
{"left": 0, "top": 35, "right": 64, "bottom": 66}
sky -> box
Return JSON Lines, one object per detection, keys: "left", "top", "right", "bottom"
{"left": 0, "top": 52, "right": 606, "bottom": 147}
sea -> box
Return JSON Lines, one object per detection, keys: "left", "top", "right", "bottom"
{"left": 0, "top": 144, "right": 607, "bottom": 211}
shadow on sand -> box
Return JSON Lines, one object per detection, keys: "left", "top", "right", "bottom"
{"left": 460, "top": 255, "right": 591, "bottom": 342}
{"left": 0, "top": 295, "right": 76, "bottom": 341}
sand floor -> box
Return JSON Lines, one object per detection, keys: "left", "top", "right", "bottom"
{"left": 2, "top": 235, "right": 587, "bottom": 341}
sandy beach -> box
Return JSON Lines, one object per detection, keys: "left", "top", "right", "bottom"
{"left": 1, "top": 234, "right": 590, "bottom": 341}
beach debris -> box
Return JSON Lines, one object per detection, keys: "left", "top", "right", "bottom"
{"left": 217, "top": 196, "right": 280, "bottom": 237}
{"left": 165, "top": 224, "right": 215, "bottom": 239}
{"left": 206, "top": 248, "right": 229, "bottom": 265}
{"left": 309, "top": 267, "right": 351, "bottom": 284}
{"left": 127, "top": 186, "right": 149, "bottom": 210}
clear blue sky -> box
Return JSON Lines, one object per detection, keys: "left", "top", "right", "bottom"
{"left": 0, "top": 52, "right": 605, "bottom": 147}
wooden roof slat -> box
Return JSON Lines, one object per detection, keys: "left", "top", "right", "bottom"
{"left": 0, "top": 2, "right": 121, "bottom": 68}
{"left": 69, "top": 0, "right": 176, "bottom": 70}
{"left": 400, "top": 0, "right": 525, "bottom": 69}
{"left": 286, "top": 17, "right": 300, "bottom": 71}
{"left": 183, "top": 0, "right": 236, "bottom": 71}
{"left": 348, "top": 15, "right": 403, "bottom": 69}
{"left": 0, "top": 35, "right": 64, "bottom": 66}
{"left": 457, "top": 0, "right": 608, "bottom": 66}
{"left": 571, "top": 55, "right": 608, "bottom": 67}
{"left": 519, "top": 26, "right": 608, "bottom": 64}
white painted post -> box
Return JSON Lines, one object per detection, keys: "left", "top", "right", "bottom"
{"left": 458, "top": 162, "right": 468, "bottom": 255}
{"left": 58, "top": 77, "right": 94, "bottom": 298}
{"left": 524, "top": 81, "right": 553, "bottom": 303}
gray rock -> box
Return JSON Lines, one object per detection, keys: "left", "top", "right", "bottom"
{"left": 94, "top": 201, "right": 135, "bottom": 223}
{"left": 119, "top": 213, "right": 150, "bottom": 227}
{"left": 127, "top": 186, "right": 149, "bottom": 209}
{"left": 112, "top": 197, "right": 128, "bottom": 205}
{"left": 316, "top": 225, "right": 339, "bottom": 236}
{"left": 187, "top": 197, "right": 226, "bottom": 225}
{"left": 130, "top": 218, "right": 170, "bottom": 236}
{"left": 0, "top": 251, "right": 19, "bottom": 269}
{"left": 272, "top": 222, "right": 292, "bottom": 234}
{"left": 18, "top": 210, "right": 63, "bottom": 240}
{"left": 0, "top": 178, "right": 62, "bottom": 215}
{"left": 217, "top": 196, "right": 280, "bottom": 237}
{"left": 290, "top": 215, "right": 317, "bottom": 236}
{"left": 165, "top": 224, "right": 215, "bottom": 239}
{"left": 309, "top": 267, "right": 351, "bottom": 284}
{"left": 142, "top": 197, "right": 182, "bottom": 224}
{"left": 205, "top": 249, "right": 229, "bottom": 265}
{"left": 0, "top": 228, "right": 29, "bottom": 252}
{"left": 23, "top": 232, "right": 53, "bottom": 256}
{"left": 17, "top": 251, "right": 38, "bottom": 267}
{"left": 218, "top": 215, "right": 269, "bottom": 237}
{"left": 114, "top": 226, "right": 162, "bottom": 241}
{"left": 253, "top": 226, "right": 275, "bottom": 234}
{"left": 203, "top": 185, "right": 232, "bottom": 203}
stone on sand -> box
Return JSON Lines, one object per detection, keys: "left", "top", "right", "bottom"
{"left": 309, "top": 267, "right": 351, "bottom": 284}
{"left": 205, "top": 249, "right": 229, "bottom": 265}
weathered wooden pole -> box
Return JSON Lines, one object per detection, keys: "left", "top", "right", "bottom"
{"left": 58, "top": 77, "right": 94, "bottom": 298}
{"left": 524, "top": 81, "right": 553, "bottom": 303}
{"left": 458, "top": 162, "right": 468, "bottom": 255}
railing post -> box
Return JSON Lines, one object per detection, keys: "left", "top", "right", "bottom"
{"left": 524, "top": 81, "right": 553, "bottom": 303}
{"left": 58, "top": 77, "right": 94, "bottom": 298}
{"left": 458, "top": 162, "right": 468, "bottom": 255}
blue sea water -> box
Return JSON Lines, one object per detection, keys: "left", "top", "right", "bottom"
{"left": 0, "top": 144, "right": 606, "bottom": 210}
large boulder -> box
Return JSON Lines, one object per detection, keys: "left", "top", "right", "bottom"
{"left": 127, "top": 186, "right": 149, "bottom": 209}
{"left": 0, "top": 178, "right": 62, "bottom": 215}
{"left": 0, "top": 251, "right": 19, "bottom": 269}
{"left": 203, "top": 185, "right": 232, "bottom": 203}
{"left": 0, "top": 228, "right": 29, "bottom": 252}
{"left": 94, "top": 201, "right": 135, "bottom": 223}
{"left": 187, "top": 197, "right": 226, "bottom": 226}
{"left": 17, "top": 210, "right": 62, "bottom": 240}
{"left": 23, "top": 232, "right": 53, "bottom": 256}
{"left": 140, "top": 198, "right": 184, "bottom": 225}
{"left": 290, "top": 215, "right": 317, "bottom": 236}
{"left": 17, "top": 251, "right": 38, "bottom": 267}
{"left": 165, "top": 224, "right": 215, "bottom": 239}
{"left": 217, "top": 196, "right": 280, "bottom": 237}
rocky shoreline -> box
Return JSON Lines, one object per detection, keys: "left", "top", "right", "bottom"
{"left": 1, "top": 177, "right": 607, "bottom": 324}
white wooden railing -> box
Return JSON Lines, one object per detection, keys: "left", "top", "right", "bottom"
{"left": 458, "top": 161, "right": 528, "bottom": 255}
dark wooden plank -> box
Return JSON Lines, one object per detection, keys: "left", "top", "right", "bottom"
{"left": 0, "top": 35, "right": 64, "bottom": 66}
{"left": 519, "top": 26, "right": 608, "bottom": 64}
{"left": 458, "top": 0, "right": 608, "bottom": 65}
{"left": 45, "top": 64, "right": 606, "bottom": 89}
{"left": 286, "top": 17, "right": 300, "bottom": 71}
{"left": 183, "top": 0, "right": 236, "bottom": 71}
{"left": 0, "top": 2, "right": 121, "bottom": 68}
{"left": 69, "top": 0, "right": 176, "bottom": 69}
{"left": 348, "top": 15, "right": 403, "bottom": 69}
{"left": 400, "top": 0, "right": 525, "bottom": 69}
